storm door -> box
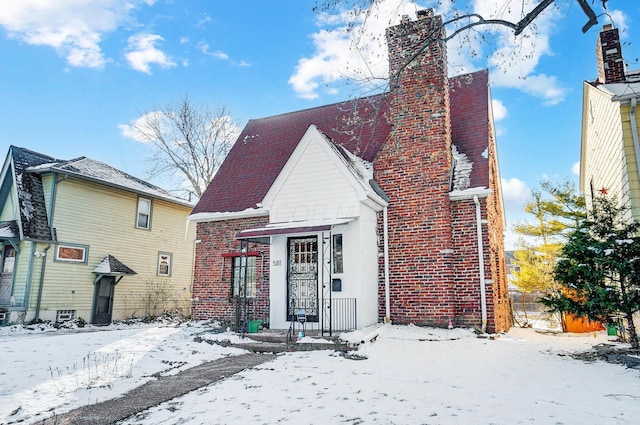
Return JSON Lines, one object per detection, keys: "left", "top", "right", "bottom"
{"left": 92, "top": 276, "right": 115, "bottom": 325}
{"left": 0, "top": 246, "right": 15, "bottom": 304}
{"left": 287, "top": 237, "right": 319, "bottom": 322}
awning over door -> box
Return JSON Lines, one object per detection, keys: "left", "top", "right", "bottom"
{"left": 93, "top": 255, "right": 137, "bottom": 284}
{"left": 235, "top": 218, "right": 354, "bottom": 243}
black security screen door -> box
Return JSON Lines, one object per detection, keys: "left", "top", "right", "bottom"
{"left": 92, "top": 276, "right": 115, "bottom": 325}
{"left": 287, "top": 237, "right": 319, "bottom": 322}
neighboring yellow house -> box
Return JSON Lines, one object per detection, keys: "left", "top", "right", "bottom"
{"left": 0, "top": 146, "right": 195, "bottom": 325}
{"left": 580, "top": 24, "right": 640, "bottom": 219}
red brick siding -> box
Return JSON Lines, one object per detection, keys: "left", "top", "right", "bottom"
{"left": 486, "top": 126, "right": 511, "bottom": 332}
{"left": 375, "top": 14, "right": 455, "bottom": 328}
{"left": 596, "top": 27, "right": 625, "bottom": 84}
{"left": 192, "top": 216, "right": 270, "bottom": 327}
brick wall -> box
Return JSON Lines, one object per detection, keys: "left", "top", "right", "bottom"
{"left": 596, "top": 25, "right": 625, "bottom": 84}
{"left": 375, "top": 11, "right": 455, "bottom": 327}
{"left": 486, "top": 125, "right": 511, "bottom": 332}
{"left": 192, "top": 216, "right": 270, "bottom": 328}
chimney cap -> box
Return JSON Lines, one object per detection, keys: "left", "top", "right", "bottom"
{"left": 602, "top": 23, "right": 614, "bottom": 31}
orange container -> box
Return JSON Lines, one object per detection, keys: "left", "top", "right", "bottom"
{"left": 565, "top": 313, "right": 604, "bottom": 333}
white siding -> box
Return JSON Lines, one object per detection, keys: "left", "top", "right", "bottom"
{"left": 270, "top": 137, "right": 360, "bottom": 223}
{"left": 582, "top": 85, "right": 627, "bottom": 208}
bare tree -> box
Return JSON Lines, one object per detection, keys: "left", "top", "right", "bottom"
{"left": 312, "top": 0, "right": 610, "bottom": 89}
{"left": 128, "top": 96, "right": 240, "bottom": 199}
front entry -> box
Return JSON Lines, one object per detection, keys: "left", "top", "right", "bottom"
{"left": 92, "top": 276, "right": 115, "bottom": 325}
{"left": 287, "top": 237, "right": 319, "bottom": 322}
{"left": 0, "top": 246, "right": 15, "bottom": 304}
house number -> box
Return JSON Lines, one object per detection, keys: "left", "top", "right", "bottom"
{"left": 272, "top": 260, "right": 282, "bottom": 267}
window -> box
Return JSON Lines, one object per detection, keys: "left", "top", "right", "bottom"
{"left": 157, "top": 252, "right": 172, "bottom": 276}
{"left": 56, "top": 310, "right": 76, "bottom": 322}
{"left": 55, "top": 244, "right": 88, "bottom": 263}
{"left": 136, "top": 197, "right": 152, "bottom": 229}
{"left": 333, "top": 234, "right": 343, "bottom": 274}
{"left": 232, "top": 256, "right": 256, "bottom": 298}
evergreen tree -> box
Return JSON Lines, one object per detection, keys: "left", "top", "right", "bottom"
{"left": 512, "top": 180, "right": 586, "bottom": 328}
{"left": 543, "top": 196, "right": 640, "bottom": 349}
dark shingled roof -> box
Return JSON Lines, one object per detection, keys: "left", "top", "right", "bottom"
{"left": 193, "top": 70, "right": 491, "bottom": 215}
{"left": 449, "top": 69, "right": 491, "bottom": 189}
{"left": 93, "top": 255, "right": 137, "bottom": 275}
{"left": 3, "top": 145, "right": 192, "bottom": 242}
{"left": 0, "top": 221, "right": 20, "bottom": 238}
{"left": 10, "top": 146, "right": 63, "bottom": 241}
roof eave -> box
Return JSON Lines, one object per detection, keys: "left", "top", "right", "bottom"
{"left": 32, "top": 168, "right": 194, "bottom": 208}
{"left": 188, "top": 208, "right": 269, "bottom": 223}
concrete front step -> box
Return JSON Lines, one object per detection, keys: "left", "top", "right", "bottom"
{"left": 235, "top": 331, "right": 352, "bottom": 353}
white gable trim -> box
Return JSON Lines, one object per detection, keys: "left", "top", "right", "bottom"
{"left": 261, "top": 125, "right": 387, "bottom": 212}
{"left": 188, "top": 208, "right": 269, "bottom": 223}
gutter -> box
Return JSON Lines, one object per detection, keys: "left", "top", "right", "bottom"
{"left": 383, "top": 206, "right": 391, "bottom": 323}
{"left": 473, "top": 195, "right": 488, "bottom": 333}
{"left": 34, "top": 244, "right": 51, "bottom": 321}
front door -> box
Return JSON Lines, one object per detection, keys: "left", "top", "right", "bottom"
{"left": 92, "top": 276, "right": 115, "bottom": 325}
{"left": 0, "top": 246, "right": 15, "bottom": 304}
{"left": 287, "top": 237, "right": 319, "bottom": 322}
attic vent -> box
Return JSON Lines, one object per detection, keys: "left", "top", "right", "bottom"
{"left": 56, "top": 310, "right": 75, "bottom": 322}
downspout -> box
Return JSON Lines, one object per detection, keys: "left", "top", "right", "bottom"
{"left": 383, "top": 206, "right": 391, "bottom": 323}
{"left": 630, "top": 98, "right": 640, "bottom": 192}
{"left": 34, "top": 173, "right": 63, "bottom": 320}
{"left": 34, "top": 244, "right": 51, "bottom": 321}
{"left": 49, "top": 173, "right": 67, "bottom": 241}
{"left": 24, "top": 243, "right": 37, "bottom": 309}
{"left": 473, "top": 195, "right": 488, "bottom": 333}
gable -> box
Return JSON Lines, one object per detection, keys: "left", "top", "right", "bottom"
{"left": 6, "top": 146, "right": 61, "bottom": 241}
{"left": 192, "top": 70, "right": 493, "bottom": 216}
{"left": 192, "top": 94, "right": 390, "bottom": 216}
{"left": 265, "top": 126, "right": 372, "bottom": 223}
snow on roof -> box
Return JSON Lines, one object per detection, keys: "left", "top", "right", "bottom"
{"left": 31, "top": 157, "right": 193, "bottom": 207}
{"left": 451, "top": 144, "right": 473, "bottom": 191}
{"left": 93, "top": 255, "right": 137, "bottom": 275}
{"left": 597, "top": 81, "right": 640, "bottom": 101}
{"left": 0, "top": 221, "right": 19, "bottom": 238}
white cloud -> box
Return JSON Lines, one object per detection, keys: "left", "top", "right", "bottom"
{"left": 198, "top": 41, "right": 229, "bottom": 60}
{"left": 491, "top": 99, "right": 507, "bottom": 121}
{"left": 125, "top": 33, "right": 176, "bottom": 74}
{"left": 502, "top": 177, "right": 529, "bottom": 201}
{"left": 196, "top": 15, "right": 212, "bottom": 28}
{"left": 289, "top": 0, "right": 422, "bottom": 99}
{"left": 501, "top": 177, "right": 530, "bottom": 214}
{"left": 572, "top": 161, "right": 580, "bottom": 176}
{"left": 0, "top": 0, "right": 153, "bottom": 69}
{"left": 118, "top": 113, "right": 154, "bottom": 143}
{"left": 607, "top": 9, "right": 629, "bottom": 36}
{"left": 289, "top": 0, "right": 569, "bottom": 104}
{"left": 470, "top": 0, "right": 567, "bottom": 105}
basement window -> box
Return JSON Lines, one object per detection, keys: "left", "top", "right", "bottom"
{"left": 56, "top": 310, "right": 76, "bottom": 322}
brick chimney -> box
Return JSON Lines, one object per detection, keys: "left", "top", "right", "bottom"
{"left": 596, "top": 24, "right": 626, "bottom": 84}
{"left": 375, "top": 10, "right": 455, "bottom": 327}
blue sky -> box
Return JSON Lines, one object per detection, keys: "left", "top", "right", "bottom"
{"left": 0, "top": 0, "right": 637, "bottom": 248}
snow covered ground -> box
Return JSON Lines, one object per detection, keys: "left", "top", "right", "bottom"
{"left": 1, "top": 319, "right": 639, "bottom": 424}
